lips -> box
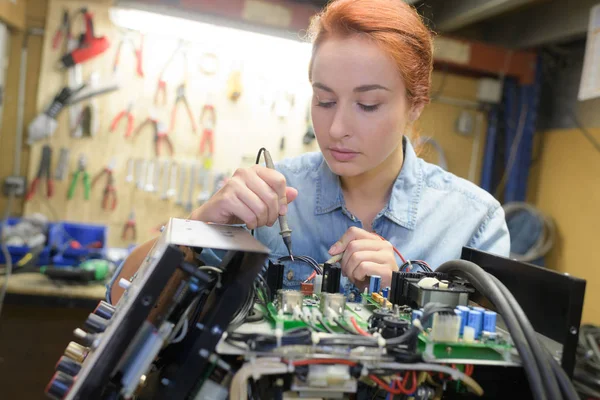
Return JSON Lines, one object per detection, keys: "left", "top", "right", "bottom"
{"left": 329, "top": 147, "right": 359, "bottom": 162}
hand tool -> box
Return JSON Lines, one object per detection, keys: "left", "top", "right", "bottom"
{"left": 153, "top": 160, "right": 162, "bottom": 195}
{"left": 67, "top": 154, "right": 90, "bottom": 200}
{"left": 110, "top": 101, "right": 134, "bottom": 137}
{"left": 25, "top": 145, "right": 53, "bottom": 201}
{"left": 135, "top": 117, "right": 174, "bottom": 157}
{"left": 122, "top": 211, "right": 137, "bottom": 241}
{"left": 160, "top": 161, "right": 170, "bottom": 200}
{"left": 166, "top": 162, "right": 178, "bottom": 199}
{"left": 58, "top": 8, "right": 109, "bottom": 69}
{"left": 261, "top": 148, "right": 293, "bottom": 260}
{"left": 68, "top": 35, "right": 84, "bottom": 138}
{"left": 112, "top": 30, "right": 144, "bottom": 78}
{"left": 136, "top": 159, "right": 147, "bottom": 190}
{"left": 227, "top": 66, "right": 243, "bottom": 102}
{"left": 27, "top": 86, "right": 82, "bottom": 144}
{"left": 52, "top": 9, "right": 70, "bottom": 50}
{"left": 154, "top": 40, "right": 188, "bottom": 106}
{"left": 199, "top": 104, "right": 216, "bottom": 156}
{"left": 41, "top": 260, "right": 114, "bottom": 283}
{"left": 196, "top": 166, "right": 211, "bottom": 205}
{"left": 144, "top": 160, "right": 155, "bottom": 192}
{"left": 186, "top": 163, "right": 196, "bottom": 213}
{"left": 54, "top": 147, "right": 70, "bottom": 181}
{"left": 125, "top": 158, "right": 134, "bottom": 183}
{"left": 175, "top": 164, "right": 187, "bottom": 206}
{"left": 91, "top": 158, "right": 116, "bottom": 188}
{"left": 102, "top": 174, "right": 117, "bottom": 211}
{"left": 170, "top": 83, "right": 197, "bottom": 134}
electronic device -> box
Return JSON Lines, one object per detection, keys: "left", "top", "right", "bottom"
{"left": 44, "top": 218, "right": 585, "bottom": 400}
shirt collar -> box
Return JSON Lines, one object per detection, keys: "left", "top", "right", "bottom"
{"left": 314, "top": 136, "right": 423, "bottom": 230}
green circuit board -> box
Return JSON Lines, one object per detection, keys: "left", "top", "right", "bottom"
{"left": 266, "top": 293, "right": 516, "bottom": 364}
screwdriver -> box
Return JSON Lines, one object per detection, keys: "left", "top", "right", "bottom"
{"left": 262, "top": 148, "right": 294, "bottom": 261}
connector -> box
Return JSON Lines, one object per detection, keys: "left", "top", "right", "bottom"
{"left": 3, "top": 176, "right": 26, "bottom": 197}
{"left": 431, "top": 313, "right": 460, "bottom": 343}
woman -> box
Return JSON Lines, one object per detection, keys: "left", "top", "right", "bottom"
{"left": 109, "top": 0, "right": 509, "bottom": 304}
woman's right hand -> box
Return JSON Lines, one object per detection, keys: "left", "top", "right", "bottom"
{"left": 190, "top": 165, "right": 298, "bottom": 229}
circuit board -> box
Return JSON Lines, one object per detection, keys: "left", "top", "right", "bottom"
{"left": 263, "top": 292, "right": 517, "bottom": 366}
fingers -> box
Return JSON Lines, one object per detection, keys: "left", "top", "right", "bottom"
{"left": 220, "top": 190, "right": 259, "bottom": 229}
{"left": 242, "top": 171, "right": 279, "bottom": 226}
{"left": 255, "top": 166, "right": 288, "bottom": 212}
{"left": 348, "top": 261, "right": 385, "bottom": 287}
{"left": 329, "top": 226, "right": 379, "bottom": 255}
{"left": 340, "top": 240, "right": 387, "bottom": 274}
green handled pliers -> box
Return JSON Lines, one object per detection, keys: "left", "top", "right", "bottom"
{"left": 68, "top": 154, "right": 90, "bottom": 200}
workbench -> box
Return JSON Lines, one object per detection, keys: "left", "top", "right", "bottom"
{"left": 0, "top": 273, "right": 106, "bottom": 399}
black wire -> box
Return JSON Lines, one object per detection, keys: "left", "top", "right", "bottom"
{"left": 436, "top": 260, "right": 549, "bottom": 400}
{"left": 277, "top": 255, "right": 322, "bottom": 274}
{"left": 317, "top": 315, "right": 335, "bottom": 334}
{"left": 251, "top": 147, "right": 268, "bottom": 237}
{"left": 334, "top": 318, "right": 358, "bottom": 335}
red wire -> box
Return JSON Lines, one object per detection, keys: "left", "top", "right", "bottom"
{"left": 465, "top": 364, "right": 474, "bottom": 376}
{"left": 304, "top": 271, "right": 316, "bottom": 283}
{"left": 399, "top": 371, "right": 418, "bottom": 394}
{"left": 375, "top": 233, "right": 406, "bottom": 263}
{"left": 350, "top": 316, "right": 371, "bottom": 337}
{"left": 369, "top": 375, "right": 406, "bottom": 395}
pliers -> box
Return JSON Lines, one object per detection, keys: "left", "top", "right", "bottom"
{"left": 110, "top": 102, "right": 134, "bottom": 137}
{"left": 199, "top": 104, "right": 216, "bottom": 156}
{"left": 25, "top": 145, "right": 54, "bottom": 201}
{"left": 102, "top": 174, "right": 117, "bottom": 210}
{"left": 122, "top": 211, "right": 137, "bottom": 241}
{"left": 92, "top": 158, "right": 116, "bottom": 188}
{"left": 170, "top": 83, "right": 197, "bottom": 134}
{"left": 52, "top": 9, "right": 70, "bottom": 50}
{"left": 154, "top": 40, "right": 188, "bottom": 106}
{"left": 67, "top": 155, "right": 90, "bottom": 200}
{"left": 135, "top": 117, "right": 174, "bottom": 157}
{"left": 112, "top": 30, "right": 144, "bottom": 77}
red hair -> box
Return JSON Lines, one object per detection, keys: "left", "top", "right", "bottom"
{"left": 308, "top": 0, "right": 434, "bottom": 109}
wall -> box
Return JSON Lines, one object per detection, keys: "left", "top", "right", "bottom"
{"left": 528, "top": 128, "right": 600, "bottom": 324}
{"left": 22, "top": 1, "right": 489, "bottom": 249}
{"left": 0, "top": 0, "right": 47, "bottom": 218}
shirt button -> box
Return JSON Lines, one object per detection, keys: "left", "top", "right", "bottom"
{"left": 287, "top": 270, "right": 294, "bottom": 280}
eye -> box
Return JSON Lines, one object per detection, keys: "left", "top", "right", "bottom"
{"left": 316, "top": 101, "right": 336, "bottom": 109}
{"left": 358, "top": 103, "right": 380, "bottom": 112}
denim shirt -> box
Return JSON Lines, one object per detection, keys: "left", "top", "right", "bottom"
{"left": 106, "top": 137, "right": 510, "bottom": 302}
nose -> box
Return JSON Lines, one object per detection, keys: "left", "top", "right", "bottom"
{"left": 329, "top": 105, "right": 349, "bottom": 140}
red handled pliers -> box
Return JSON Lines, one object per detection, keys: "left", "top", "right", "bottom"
{"left": 110, "top": 101, "right": 135, "bottom": 137}
{"left": 135, "top": 117, "right": 174, "bottom": 157}
{"left": 199, "top": 104, "right": 216, "bottom": 156}
{"left": 102, "top": 174, "right": 117, "bottom": 210}
{"left": 26, "top": 145, "right": 53, "bottom": 201}
{"left": 113, "top": 30, "right": 144, "bottom": 77}
{"left": 122, "top": 211, "right": 137, "bottom": 241}
{"left": 170, "top": 83, "right": 197, "bottom": 134}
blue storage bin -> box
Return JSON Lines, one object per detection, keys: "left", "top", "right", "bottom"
{"left": 0, "top": 217, "right": 54, "bottom": 266}
{"left": 50, "top": 222, "right": 107, "bottom": 266}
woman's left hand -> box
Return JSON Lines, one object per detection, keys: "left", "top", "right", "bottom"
{"left": 328, "top": 227, "right": 398, "bottom": 290}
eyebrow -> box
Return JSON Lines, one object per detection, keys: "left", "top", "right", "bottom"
{"left": 312, "top": 82, "right": 390, "bottom": 93}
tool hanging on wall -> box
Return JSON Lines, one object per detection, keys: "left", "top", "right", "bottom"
{"left": 136, "top": 159, "right": 147, "bottom": 190}
{"left": 153, "top": 160, "right": 161, "bottom": 195}
{"left": 101, "top": 174, "right": 117, "bottom": 211}
{"left": 144, "top": 160, "right": 155, "bottom": 192}
{"left": 175, "top": 164, "right": 186, "bottom": 207}
{"left": 198, "top": 52, "right": 219, "bottom": 75}
{"left": 165, "top": 162, "right": 178, "bottom": 199}
{"left": 160, "top": 161, "right": 171, "bottom": 200}
{"left": 110, "top": 101, "right": 135, "bottom": 137}
{"left": 186, "top": 164, "right": 197, "bottom": 213}
{"left": 196, "top": 166, "right": 211, "bottom": 205}
{"left": 25, "top": 145, "right": 53, "bottom": 201}
{"left": 52, "top": 9, "right": 70, "bottom": 51}
{"left": 199, "top": 104, "right": 216, "bottom": 156}
{"left": 92, "top": 158, "right": 116, "bottom": 188}
{"left": 112, "top": 30, "right": 144, "bottom": 78}
{"left": 54, "top": 147, "right": 70, "bottom": 181}
{"left": 122, "top": 211, "right": 137, "bottom": 241}
{"left": 272, "top": 89, "right": 295, "bottom": 151}
{"left": 125, "top": 158, "right": 134, "bottom": 183}
{"left": 67, "top": 155, "right": 90, "bottom": 200}
{"left": 227, "top": 63, "right": 243, "bottom": 102}
{"left": 135, "top": 116, "right": 174, "bottom": 157}
{"left": 170, "top": 83, "right": 197, "bottom": 134}
{"left": 155, "top": 40, "right": 189, "bottom": 106}
{"left": 57, "top": 8, "right": 110, "bottom": 69}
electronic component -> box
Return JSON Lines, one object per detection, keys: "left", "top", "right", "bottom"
{"left": 313, "top": 275, "right": 322, "bottom": 295}
{"left": 456, "top": 305, "right": 470, "bottom": 335}
{"left": 278, "top": 290, "right": 304, "bottom": 314}
{"left": 322, "top": 263, "right": 341, "bottom": 293}
{"left": 484, "top": 310, "right": 497, "bottom": 333}
{"left": 382, "top": 287, "right": 389, "bottom": 299}
{"left": 266, "top": 261, "right": 284, "bottom": 301}
{"left": 411, "top": 309, "right": 423, "bottom": 323}
{"left": 389, "top": 270, "right": 473, "bottom": 308}
{"left": 467, "top": 310, "right": 483, "bottom": 339}
{"left": 431, "top": 313, "right": 460, "bottom": 342}
{"left": 301, "top": 283, "right": 314, "bottom": 295}
{"left": 368, "top": 275, "right": 381, "bottom": 294}
{"left": 381, "top": 316, "right": 410, "bottom": 339}
{"left": 320, "top": 293, "right": 346, "bottom": 317}
{"left": 463, "top": 326, "right": 476, "bottom": 343}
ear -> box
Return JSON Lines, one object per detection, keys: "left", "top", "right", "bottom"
{"left": 408, "top": 103, "right": 425, "bottom": 123}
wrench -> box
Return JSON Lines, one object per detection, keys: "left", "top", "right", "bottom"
{"left": 196, "top": 166, "right": 211, "bottom": 205}
{"left": 166, "top": 163, "right": 178, "bottom": 199}
{"left": 125, "top": 158, "right": 134, "bottom": 182}
{"left": 160, "top": 161, "right": 170, "bottom": 200}
{"left": 186, "top": 164, "right": 196, "bottom": 213}
{"left": 175, "top": 164, "right": 187, "bottom": 206}
{"left": 153, "top": 160, "right": 161, "bottom": 193}
{"left": 144, "top": 160, "right": 155, "bottom": 192}
{"left": 136, "top": 160, "right": 146, "bottom": 190}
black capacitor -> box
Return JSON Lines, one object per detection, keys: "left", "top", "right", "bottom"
{"left": 45, "top": 371, "right": 73, "bottom": 400}
{"left": 381, "top": 316, "right": 410, "bottom": 339}
{"left": 266, "top": 260, "right": 284, "bottom": 301}
{"left": 369, "top": 308, "right": 393, "bottom": 330}
{"left": 322, "top": 263, "right": 341, "bottom": 293}
{"left": 84, "top": 313, "right": 108, "bottom": 333}
{"left": 56, "top": 356, "right": 81, "bottom": 376}
{"left": 93, "top": 300, "right": 115, "bottom": 320}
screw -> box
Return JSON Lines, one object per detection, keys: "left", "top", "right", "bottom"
{"left": 161, "top": 378, "right": 170, "bottom": 386}
{"left": 211, "top": 326, "right": 222, "bottom": 336}
{"left": 142, "top": 296, "right": 152, "bottom": 306}
{"left": 570, "top": 326, "right": 578, "bottom": 335}
{"left": 196, "top": 323, "right": 205, "bottom": 330}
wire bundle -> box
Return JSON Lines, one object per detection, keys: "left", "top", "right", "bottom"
{"left": 574, "top": 324, "right": 600, "bottom": 398}
{"left": 436, "top": 260, "right": 578, "bottom": 400}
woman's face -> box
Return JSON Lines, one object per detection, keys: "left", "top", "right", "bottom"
{"left": 310, "top": 35, "right": 417, "bottom": 177}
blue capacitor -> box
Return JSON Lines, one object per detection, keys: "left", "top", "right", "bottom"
{"left": 456, "top": 306, "right": 469, "bottom": 335}
{"left": 382, "top": 287, "right": 390, "bottom": 299}
{"left": 483, "top": 311, "right": 497, "bottom": 333}
{"left": 369, "top": 275, "right": 381, "bottom": 294}
{"left": 472, "top": 306, "right": 486, "bottom": 313}
{"left": 467, "top": 310, "right": 483, "bottom": 339}
{"left": 411, "top": 309, "right": 423, "bottom": 323}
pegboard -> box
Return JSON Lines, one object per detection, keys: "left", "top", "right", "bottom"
{"left": 23, "top": 0, "right": 318, "bottom": 248}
